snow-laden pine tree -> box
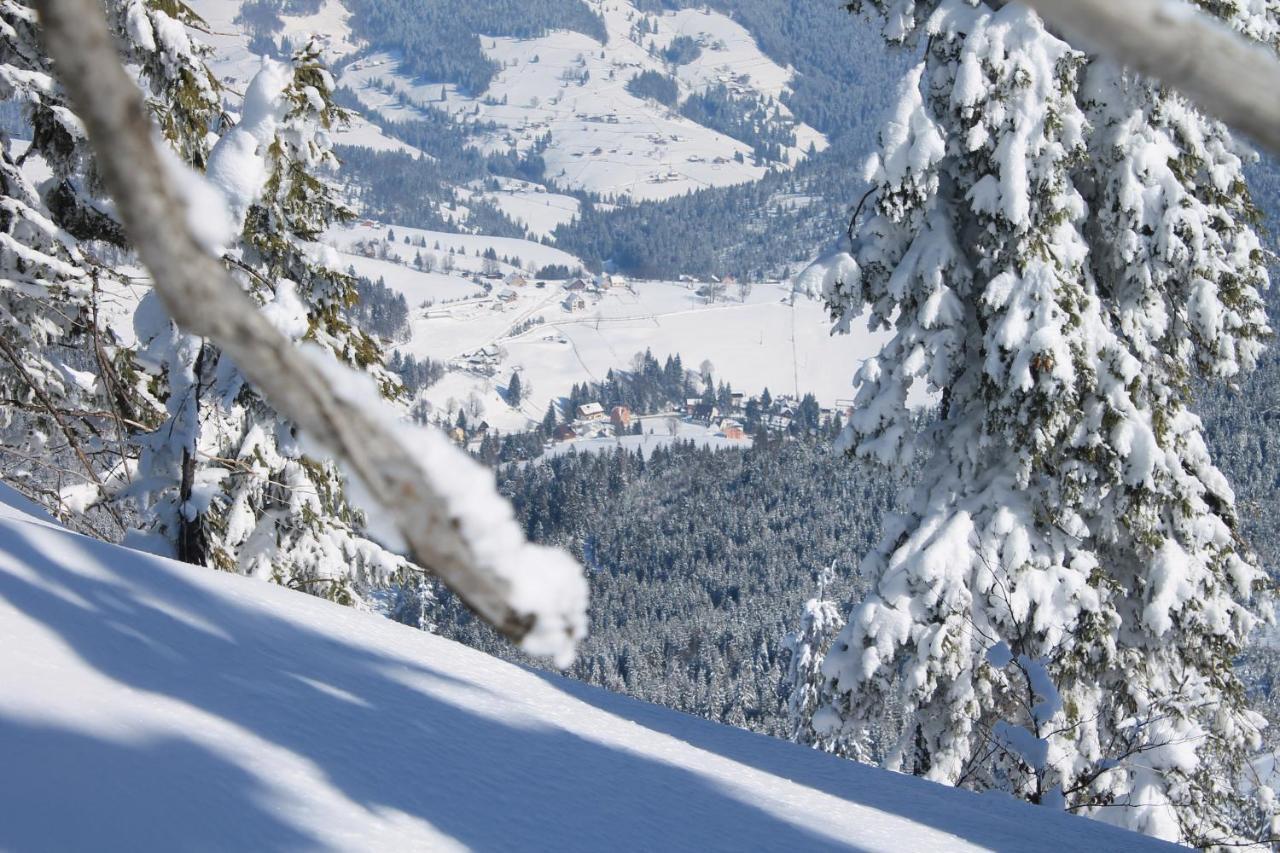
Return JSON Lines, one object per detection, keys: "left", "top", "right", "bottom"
{"left": 106, "top": 0, "right": 225, "bottom": 169}
{"left": 783, "top": 564, "right": 846, "bottom": 752}
{"left": 132, "top": 42, "right": 416, "bottom": 606}
{"left": 808, "top": 1, "right": 1277, "bottom": 844}
{"left": 0, "top": 0, "right": 184, "bottom": 530}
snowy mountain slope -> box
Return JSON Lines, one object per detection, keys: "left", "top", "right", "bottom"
{"left": 314, "top": 0, "right": 824, "bottom": 202}
{"left": 0, "top": 488, "right": 1179, "bottom": 852}
{"left": 188, "top": 0, "right": 430, "bottom": 158}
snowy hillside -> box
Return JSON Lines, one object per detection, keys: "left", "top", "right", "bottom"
{"left": 188, "top": 0, "right": 824, "bottom": 208}
{"left": 0, "top": 489, "right": 1178, "bottom": 852}
{"left": 338, "top": 0, "right": 826, "bottom": 203}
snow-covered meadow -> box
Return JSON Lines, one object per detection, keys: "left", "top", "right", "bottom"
{"left": 320, "top": 224, "right": 888, "bottom": 434}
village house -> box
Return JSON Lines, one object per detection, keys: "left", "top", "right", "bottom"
{"left": 577, "top": 402, "right": 606, "bottom": 422}
{"left": 505, "top": 272, "right": 529, "bottom": 288}
{"left": 563, "top": 294, "right": 586, "bottom": 312}
{"left": 610, "top": 406, "right": 632, "bottom": 431}
{"left": 566, "top": 277, "right": 590, "bottom": 291}
{"left": 497, "top": 287, "right": 519, "bottom": 303}
{"left": 766, "top": 413, "right": 793, "bottom": 432}
{"left": 720, "top": 420, "right": 746, "bottom": 441}
{"left": 553, "top": 424, "right": 578, "bottom": 443}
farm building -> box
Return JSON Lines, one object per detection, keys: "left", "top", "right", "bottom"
{"left": 720, "top": 420, "right": 746, "bottom": 441}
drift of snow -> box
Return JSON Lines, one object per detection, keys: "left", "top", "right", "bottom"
{"left": 205, "top": 59, "right": 292, "bottom": 228}
{"left": 0, "top": 485, "right": 1180, "bottom": 852}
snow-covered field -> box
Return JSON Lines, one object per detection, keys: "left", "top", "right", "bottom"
{"left": 315, "top": 226, "right": 890, "bottom": 435}
{"left": 327, "top": 221, "right": 583, "bottom": 277}
{"left": 460, "top": 178, "right": 582, "bottom": 241}
{"left": 543, "top": 417, "right": 753, "bottom": 460}
{"left": 521, "top": 284, "right": 880, "bottom": 405}
{"left": 0, "top": 488, "right": 1178, "bottom": 851}
{"left": 405, "top": 277, "right": 885, "bottom": 433}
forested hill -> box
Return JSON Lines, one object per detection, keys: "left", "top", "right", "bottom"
{"left": 428, "top": 436, "right": 900, "bottom": 738}
{"left": 339, "top": 0, "right": 608, "bottom": 94}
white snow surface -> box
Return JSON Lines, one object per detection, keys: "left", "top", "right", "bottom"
{"left": 542, "top": 417, "right": 753, "bottom": 461}
{"left": 0, "top": 485, "right": 1178, "bottom": 852}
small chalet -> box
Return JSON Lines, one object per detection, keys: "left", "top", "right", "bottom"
{"left": 506, "top": 273, "right": 529, "bottom": 288}
{"left": 566, "top": 278, "right": 590, "bottom": 291}
{"left": 553, "top": 424, "right": 578, "bottom": 442}
{"left": 720, "top": 419, "right": 745, "bottom": 441}
{"left": 563, "top": 294, "right": 586, "bottom": 312}
{"left": 577, "top": 402, "right": 606, "bottom": 422}
{"left": 685, "top": 398, "right": 701, "bottom": 416}
{"left": 497, "top": 288, "right": 518, "bottom": 303}
{"left": 611, "top": 406, "right": 632, "bottom": 431}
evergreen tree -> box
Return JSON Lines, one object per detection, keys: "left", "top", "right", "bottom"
{"left": 106, "top": 0, "right": 225, "bottom": 169}
{"left": 508, "top": 371, "right": 523, "bottom": 407}
{"left": 132, "top": 42, "right": 411, "bottom": 605}
{"left": 0, "top": 0, "right": 218, "bottom": 530}
{"left": 783, "top": 563, "right": 845, "bottom": 751}
{"left": 813, "top": 2, "right": 1276, "bottom": 844}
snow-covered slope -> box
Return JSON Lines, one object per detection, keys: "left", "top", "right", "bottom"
{"left": 337, "top": 0, "right": 824, "bottom": 203}
{"left": 0, "top": 487, "right": 1177, "bottom": 851}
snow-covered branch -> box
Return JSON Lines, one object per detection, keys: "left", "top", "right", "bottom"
{"left": 33, "top": 0, "right": 587, "bottom": 665}
{"left": 1019, "top": 0, "right": 1280, "bottom": 154}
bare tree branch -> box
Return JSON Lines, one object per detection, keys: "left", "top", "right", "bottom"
{"left": 1019, "top": 0, "right": 1280, "bottom": 155}
{"left": 32, "top": 0, "right": 586, "bottom": 661}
